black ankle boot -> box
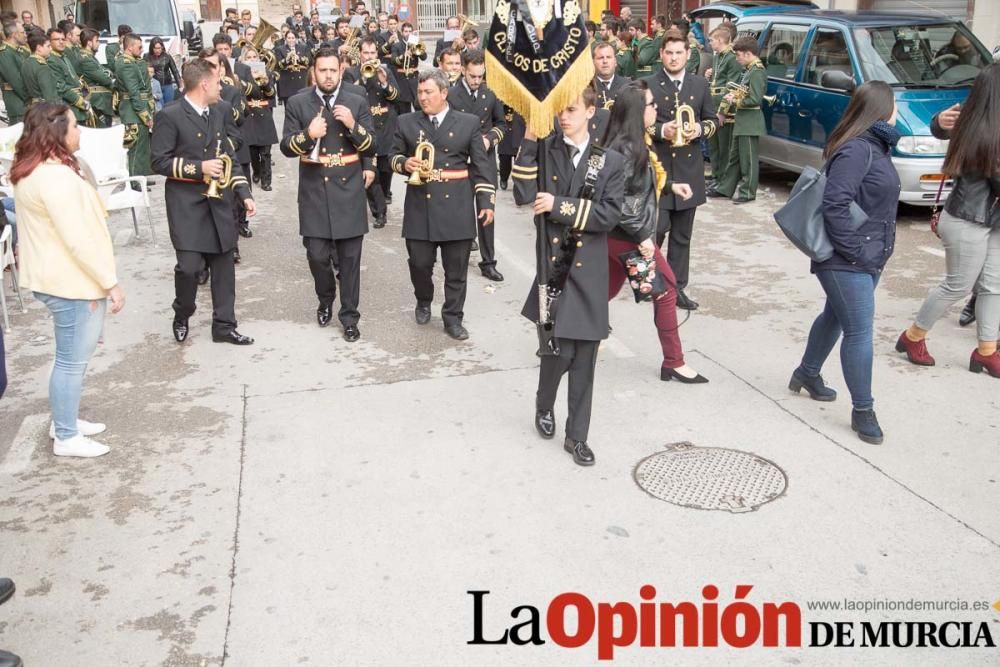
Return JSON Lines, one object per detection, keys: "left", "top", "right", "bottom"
{"left": 851, "top": 409, "right": 884, "bottom": 445}
{"left": 788, "top": 368, "right": 837, "bottom": 401}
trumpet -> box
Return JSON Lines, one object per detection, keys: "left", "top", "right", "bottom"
{"left": 253, "top": 18, "right": 279, "bottom": 51}
{"left": 360, "top": 59, "right": 381, "bottom": 81}
{"left": 407, "top": 131, "right": 435, "bottom": 186}
{"left": 205, "top": 141, "right": 234, "bottom": 199}
{"left": 409, "top": 42, "right": 426, "bottom": 58}
{"left": 672, "top": 93, "right": 698, "bottom": 148}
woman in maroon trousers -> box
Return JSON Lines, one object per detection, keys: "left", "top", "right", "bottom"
{"left": 601, "top": 80, "right": 708, "bottom": 383}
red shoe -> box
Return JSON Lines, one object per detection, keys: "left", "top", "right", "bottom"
{"left": 895, "top": 332, "right": 935, "bottom": 366}
{"left": 969, "top": 349, "right": 1000, "bottom": 378}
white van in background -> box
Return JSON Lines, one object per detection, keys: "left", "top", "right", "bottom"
{"left": 73, "top": 0, "right": 189, "bottom": 64}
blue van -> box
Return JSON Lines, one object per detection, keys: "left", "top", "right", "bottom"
{"left": 690, "top": 2, "right": 995, "bottom": 205}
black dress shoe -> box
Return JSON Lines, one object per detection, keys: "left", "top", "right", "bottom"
{"left": 212, "top": 330, "right": 254, "bottom": 345}
{"left": 317, "top": 304, "right": 332, "bottom": 327}
{"left": 564, "top": 438, "right": 595, "bottom": 466}
{"left": 959, "top": 295, "right": 977, "bottom": 327}
{"left": 373, "top": 214, "right": 387, "bottom": 229}
{"left": 238, "top": 223, "right": 253, "bottom": 238}
{"left": 252, "top": 173, "right": 260, "bottom": 183}
{"left": 444, "top": 323, "right": 469, "bottom": 340}
{"left": 385, "top": 194, "right": 393, "bottom": 205}
{"left": 675, "top": 289, "right": 699, "bottom": 310}
{"left": 534, "top": 409, "right": 555, "bottom": 439}
{"left": 197, "top": 268, "right": 210, "bottom": 285}
{"left": 481, "top": 266, "right": 504, "bottom": 282}
{"left": 0, "top": 649, "right": 22, "bottom": 667}
{"left": 233, "top": 248, "right": 241, "bottom": 264}
{"left": 661, "top": 367, "right": 709, "bottom": 383}
{"left": 706, "top": 187, "right": 726, "bottom": 198}
{"left": 414, "top": 305, "right": 431, "bottom": 325}
{"left": 499, "top": 179, "right": 508, "bottom": 190}
{"left": 172, "top": 319, "right": 189, "bottom": 343}
{"left": 343, "top": 324, "right": 360, "bottom": 342}
{"left": 731, "top": 196, "right": 755, "bottom": 205}
{"left": 470, "top": 239, "right": 479, "bottom": 252}
{"left": 0, "top": 577, "right": 14, "bottom": 605}
{"left": 261, "top": 182, "right": 272, "bottom": 192}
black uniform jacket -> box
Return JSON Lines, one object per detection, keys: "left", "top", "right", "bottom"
{"left": 389, "top": 109, "right": 497, "bottom": 242}
{"left": 497, "top": 106, "right": 525, "bottom": 157}
{"left": 513, "top": 136, "right": 625, "bottom": 341}
{"left": 280, "top": 86, "right": 376, "bottom": 240}
{"left": 643, "top": 68, "right": 717, "bottom": 210}
{"left": 243, "top": 70, "right": 279, "bottom": 146}
{"left": 593, "top": 74, "right": 627, "bottom": 110}
{"left": 221, "top": 79, "right": 250, "bottom": 164}
{"left": 151, "top": 99, "right": 251, "bottom": 254}
{"left": 358, "top": 69, "right": 400, "bottom": 156}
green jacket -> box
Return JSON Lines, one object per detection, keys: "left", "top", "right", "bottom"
{"left": 64, "top": 44, "right": 82, "bottom": 73}
{"left": 0, "top": 42, "right": 28, "bottom": 122}
{"left": 685, "top": 43, "right": 701, "bottom": 75}
{"left": 633, "top": 35, "right": 658, "bottom": 76}
{"left": 78, "top": 47, "right": 114, "bottom": 117}
{"left": 47, "top": 51, "right": 88, "bottom": 120}
{"left": 732, "top": 59, "right": 767, "bottom": 137}
{"left": 710, "top": 47, "right": 742, "bottom": 105}
{"left": 115, "top": 54, "right": 154, "bottom": 125}
{"left": 21, "top": 53, "right": 60, "bottom": 106}
{"left": 615, "top": 42, "right": 636, "bottom": 79}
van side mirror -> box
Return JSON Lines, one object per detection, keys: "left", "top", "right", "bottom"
{"left": 183, "top": 20, "right": 194, "bottom": 39}
{"left": 821, "top": 69, "right": 856, "bottom": 92}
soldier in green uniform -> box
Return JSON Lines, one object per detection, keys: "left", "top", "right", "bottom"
{"left": 79, "top": 28, "right": 114, "bottom": 127}
{"left": 613, "top": 24, "right": 635, "bottom": 79}
{"left": 46, "top": 28, "right": 90, "bottom": 124}
{"left": 105, "top": 24, "right": 131, "bottom": 75}
{"left": 710, "top": 37, "right": 766, "bottom": 204}
{"left": 0, "top": 21, "right": 29, "bottom": 123}
{"left": 116, "top": 33, "right": 154, "bottom": 177}
{"left": 21, "top": 31, "right": 60, "bottom": 106}
{"left": 629, "top": 19, "right": 658, "bottom": 78}
{"left": 58, "top": 20, "right": 82, "bottom": 72}
{"left": 705, "top": 24, "right": 741, "bottom": 187}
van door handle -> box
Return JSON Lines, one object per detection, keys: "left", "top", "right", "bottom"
{"left": 798, "top": 110, "right": 812, "bottom": 118}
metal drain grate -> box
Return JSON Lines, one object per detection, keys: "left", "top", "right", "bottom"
{"left": 634, "top": 442, "right": 787, "bottom": 513}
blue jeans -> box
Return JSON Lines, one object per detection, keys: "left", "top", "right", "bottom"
{"left": 33, "top": 293, "right": 106, "bottom": 440}
{"left": 161, "top": 83, "right": 176, "bottom": 104}
{"left": 798, "top": 270, "right": 881, "bottom": 411}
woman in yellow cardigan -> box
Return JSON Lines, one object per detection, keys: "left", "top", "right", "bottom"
{"left": 12, "top": 102, "right": 126, "bottom": 458}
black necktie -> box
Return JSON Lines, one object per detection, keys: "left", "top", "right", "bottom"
{"left": 201, "top": 110, "right": 209, "bottom": 126}
{"left": 673, "top": 78, "right": 681, "bottom": 91}
{"left": 431, "top": 116, "right": 439, "bottom": 131}
{"left": 322, "top": 93, "right": 333, "bottom": 111}
{"left": 567, "top": 143, "right": 579, "bottom": 168}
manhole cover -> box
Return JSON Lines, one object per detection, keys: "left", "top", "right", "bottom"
{"left": 634, "top": 442, "right": 787, "bottom": 513}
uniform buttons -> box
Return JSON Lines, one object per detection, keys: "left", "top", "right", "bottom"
{"left": 575, "top": 261, "right": 582, "bottom": 267}
{"left": 342, "top": 177, "right": 347, "bottom": 182}
{"left": 443, "top": 148, "right": 449, "bottom": 152}
{"left": 426, "top": 193, "right": 431, "bottom": 199}
{"left": 324, "top": 176, "right": 329, "bottom": 182}
{"left": 552, "top": 176, "right": 558, "bottom": 181}
{"left": 551, "top": 255, "right": 557, "bottom": 261}
{"left": 197, "top": 132, "right": 202, "bottom": 137}
{"left": 672, "top": 153, "right": 676, "bottom": 158}
{"left": 576, "top": 241, "right": 583, "bottom": 247}
{"left": 552, "top": 237, "right": 559, "bottom": 243}
{"left": 445, "top": 194, "right": 449, "bottom": 198}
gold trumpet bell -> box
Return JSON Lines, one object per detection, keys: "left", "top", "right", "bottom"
{"left": 407, "top": 139, "right": 435, "bottom": 186}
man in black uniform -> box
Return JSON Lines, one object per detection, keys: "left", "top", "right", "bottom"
{"left": 592, "top": 42, "right": 626, "bottom": 109}
{"left": 645, "top": 29, "right": 716, "bottom": 311}
{"left": 150, "top": 58, "right": 256, "bottom": 345}
{"left": 390, "top": 69, "right": 496, "bottom": 341}
{"left": 513, "top": 88, "right": 625, "bottom": 467}
{"left": 433, "top": 16, "right": 461, "bottom": 66}
{"left": 357, "top": 36, "right": 398, "bottom": 223}
{"left": 280, "top": 47, "right": 376, "bottom": 343}
{"left": 389, "top": 22, "right": 423, "bottom": 114}
{"left": 447, "top": 49, "right": 506, "bottom": 282}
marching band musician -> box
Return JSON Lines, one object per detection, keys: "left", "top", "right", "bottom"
{"left": 438, "top": 47, "right": 462, "bottom": 84}
{"left": 389, "top": 21, "right": 424, "bottom": 114}
{"left": 239, "top": 45, "right": 279, "bottom": 193}
{"left": 0, "top": 21, "right": 29, "bottom": 124}
{"left": 496, "top": 105, "right": 524, "bottom": 191}
{"left": 212, "top": 49, "right": 253, "bottom": 249}
{"left": 78, "top": 28, "right": 114, "bottom": 127}
{"left": 45, "top": 28, "right": 90, "bottom": 125}
{"left": 704, "top": 24, "right": 740, "bottom": 190}
{"left": 592, "top": 42, "right": 626, "bottom": 110}
{"left": 150, "top": 58, "right": 255, "bottom": 346}
{"left": 115, "top": 33, "right": 155, "bottom": 178}
{"left": 275, "top": 31, "right": 310, "bottom": 105}
{"left": 357, "top": 36, "right": 398, "bottom": 221}
{"left": 447, "top": 49, "right": 506, "bottom": 282}
{"left": 389, "top": 69, "right": 496, "bottom": 341}
{"left": 513, "top": 87, "right": 625, "bottom": 467}
{"left": 280, "top": 47, "right": 376, "bottom": 343}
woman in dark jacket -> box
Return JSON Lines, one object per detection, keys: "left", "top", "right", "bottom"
{"left": 602, "top": 81, "right": 707, "bottom": 383}
{"left": 790, "top": 81, "right": 901, "bottom": 445}
{"left": 239, "top": 45, "right": 279, "bottom": 193}
{"left": 144, "top": 37, "right": 180, "bottom": 104}
{"left": 897, "top": 63, "right": 1000, "bottom": 378}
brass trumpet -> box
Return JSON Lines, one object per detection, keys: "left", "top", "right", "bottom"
{"left": 409, "top": 42, "right": 426, "bottom": 58}
{"left": 205, "top": 141, "right": 234, "bottom": 199}
{"left": 360, "top": 59, "right": 381, "bottom": 81}
{"left": 407, "top": 132, "right": 435, "bottom": 186}
{"left": 672, "top": 94, "right": 698, "bottom": 148}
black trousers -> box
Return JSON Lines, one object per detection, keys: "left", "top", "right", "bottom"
{"left": 656, "top": 206, "right": 698, "bottom": 291}
{"left": 365, "top": 172, "right": 387, "bottom": 218}
{"left": 476, "top": 210, "right": 497, "bottom": 269}
{"left": 405, "top": 238, "right": 472, "bottom": 328}
{"left": 173, "top": 249, "right": 237, "bottom": 335}
{"left": 303, "top": 235, "right": 363, "bottom": 326}
{"left": 498, "top": 154, "right": 513, "bottom": 183}
{"left": 536, "top": 338, "right": 600, "bottom": 442}
{"left": 232, "top": 163, "right": 251, "bottom": 236}
{"left": 250, "top": 145, "right": 272, "bottom": 187}
{"left": 377, "top": 156, "right": 393, "bottom": 201}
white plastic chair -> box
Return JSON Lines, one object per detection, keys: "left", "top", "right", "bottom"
{"left": 76, "top": 125, "right": 156, "bottom": 243}
{"left": 0, "top": 224, "right": 23, "bottom": 332}
{"left": 0, "top": 122, "right": 23, "bottom": 170}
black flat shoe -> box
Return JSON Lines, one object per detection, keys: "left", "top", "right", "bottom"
{"left": 238, "top": 223, "right": 253, "bottom": 238}
{"left": 343, "top": 324, "right": 360, "bottom": 342}
{"left": 252, "top": 174, "right": 260, "bottom": 183}
{"left": 706, "top": 187, "right": 726, "bottom": 198}
{"left": 373, "top": 214, "right": 387, "bottom": 229}
{"left": 172, "top": 319, "right": 189, "bottom": 343}
{"left": 661, "top": 367, "right": 709, "bottom": 383}
{"left": 959, "top": 295, "right": 977, "bottom": 327}
{"left": 470, "top": 239, "right": 479, "bottom": 252}
{"left": 444, "top": 324, "right": 469, "bottom": 340}
{"left": 317, "top": 304, "right": 332, "bottom": 327}
{"left": 233, "top": 248, "right": 241, "bottom": 264}
{"left": 197, "top": 268, "right": 210, "bottom": 285}
{"left": 212, "top": 330, "right": 254, "bottom": 345}
{"left": 0, "top": 649, "right": 22, "bottom": 667}
{"left": 534, "top": 409, "right": 555, "bottom": 439}
{"left": 0, "top": 578, "right": 14, "bottom": 605}
{"left": 414, "top": 305, "right": 431, "bottom": 325}
{"left": 481, "top": 266, "right": 504, "bottom": 282}
{"left": 261, "top": 182, "right": 272, "bottom": 191}
{"left": 499, "top": 179, "right": 508, "bottom": 190}
{"left": 732, "top": 196, "right": 755, "bottom": 205}
{"left": 564, "top": 438, "right": 595, "bottom": 466}
{"left": 675, "top": 289, "right": 699, "bottom": 311}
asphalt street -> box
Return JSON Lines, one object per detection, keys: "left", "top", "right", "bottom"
{"left": 0, "top": 112, "right": 998, "bottom": 665}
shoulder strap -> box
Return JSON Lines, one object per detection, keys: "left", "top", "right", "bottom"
{"left": 579, "top": 145, "right": 606, "bottom": 200}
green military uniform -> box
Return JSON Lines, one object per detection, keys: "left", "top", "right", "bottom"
{"left": 715, "top": 57, "right": 766, "bottom": 202}
{"left": 21, "top": 53, "right": 61, "bottom": 106}
{"left": 0, "top": 42, "right": 29, "bottom": 123}
{"left": 708, "top": 45, "right": 742, "bottom": 184}
{"left": 47, "top": 50, "right": 89, "bottom": 123}
{"left": 633, "top": 35, "right": 658, "bottom": 77}
{"left": 64, "top": 44, "right": 82, "bottom": 73}
{"left": 651, "top": 29, "right": 665, "bottom": 54}
{"left": 78, "top": 47, "right": 114, "bottom": 126}
{"left": 615, "top": 39, "right": 636, "bottom": 79}
{"left": 105, "top": 42, "right": 120, "bottom": 67}
{"left": 116, "top": 53, "right": 154, "bottom": 176}
{"left": 686, "top": 40, "right": 701, "bottom": 75}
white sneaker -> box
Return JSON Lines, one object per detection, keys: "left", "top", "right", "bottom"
{"left": 49, "top": 419, "right": 107, "bottom": 439}
{"left": 53, "top": 434, "right": 111, "bottom": 458}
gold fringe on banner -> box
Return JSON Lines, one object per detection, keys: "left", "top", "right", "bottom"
{"left": 485, "top": 48, "right": 595, "bottom": 139}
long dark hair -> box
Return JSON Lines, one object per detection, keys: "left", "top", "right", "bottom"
{"left": 147, "top": 36, "right": 166, "bottom": 61}
{"left": 942, "top": 62, "right": 1000, "bottom": 177}
{"left": 823, "top": 80, "right": 895, "bottom": 159}
{"left": 601, "top": 80, "right": 650, "bottom": 177}
{"left": 10, "top": 102, "right": 80, "bottom": 184}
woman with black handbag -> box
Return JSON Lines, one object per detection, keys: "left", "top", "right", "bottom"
{"left": 789, "top": 81, "right": 901, "bottom": 445}
{"left": 601, "top": 81, "right": 708, "bottom": 384}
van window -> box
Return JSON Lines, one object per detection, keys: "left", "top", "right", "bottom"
{"left": 737, "top": 22, "right": 766, "bottom": 41}
{"left": 854, "top": 22, "right": 991, "bottom": 87}
{"left": 76, "top": 0, "right": 175, "bottom": 36}
{"left": 804, "top": 28, "right": 852, "bottom": 86}
{"left": 761, "top": 24, "right": 809, "bottom": 80}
